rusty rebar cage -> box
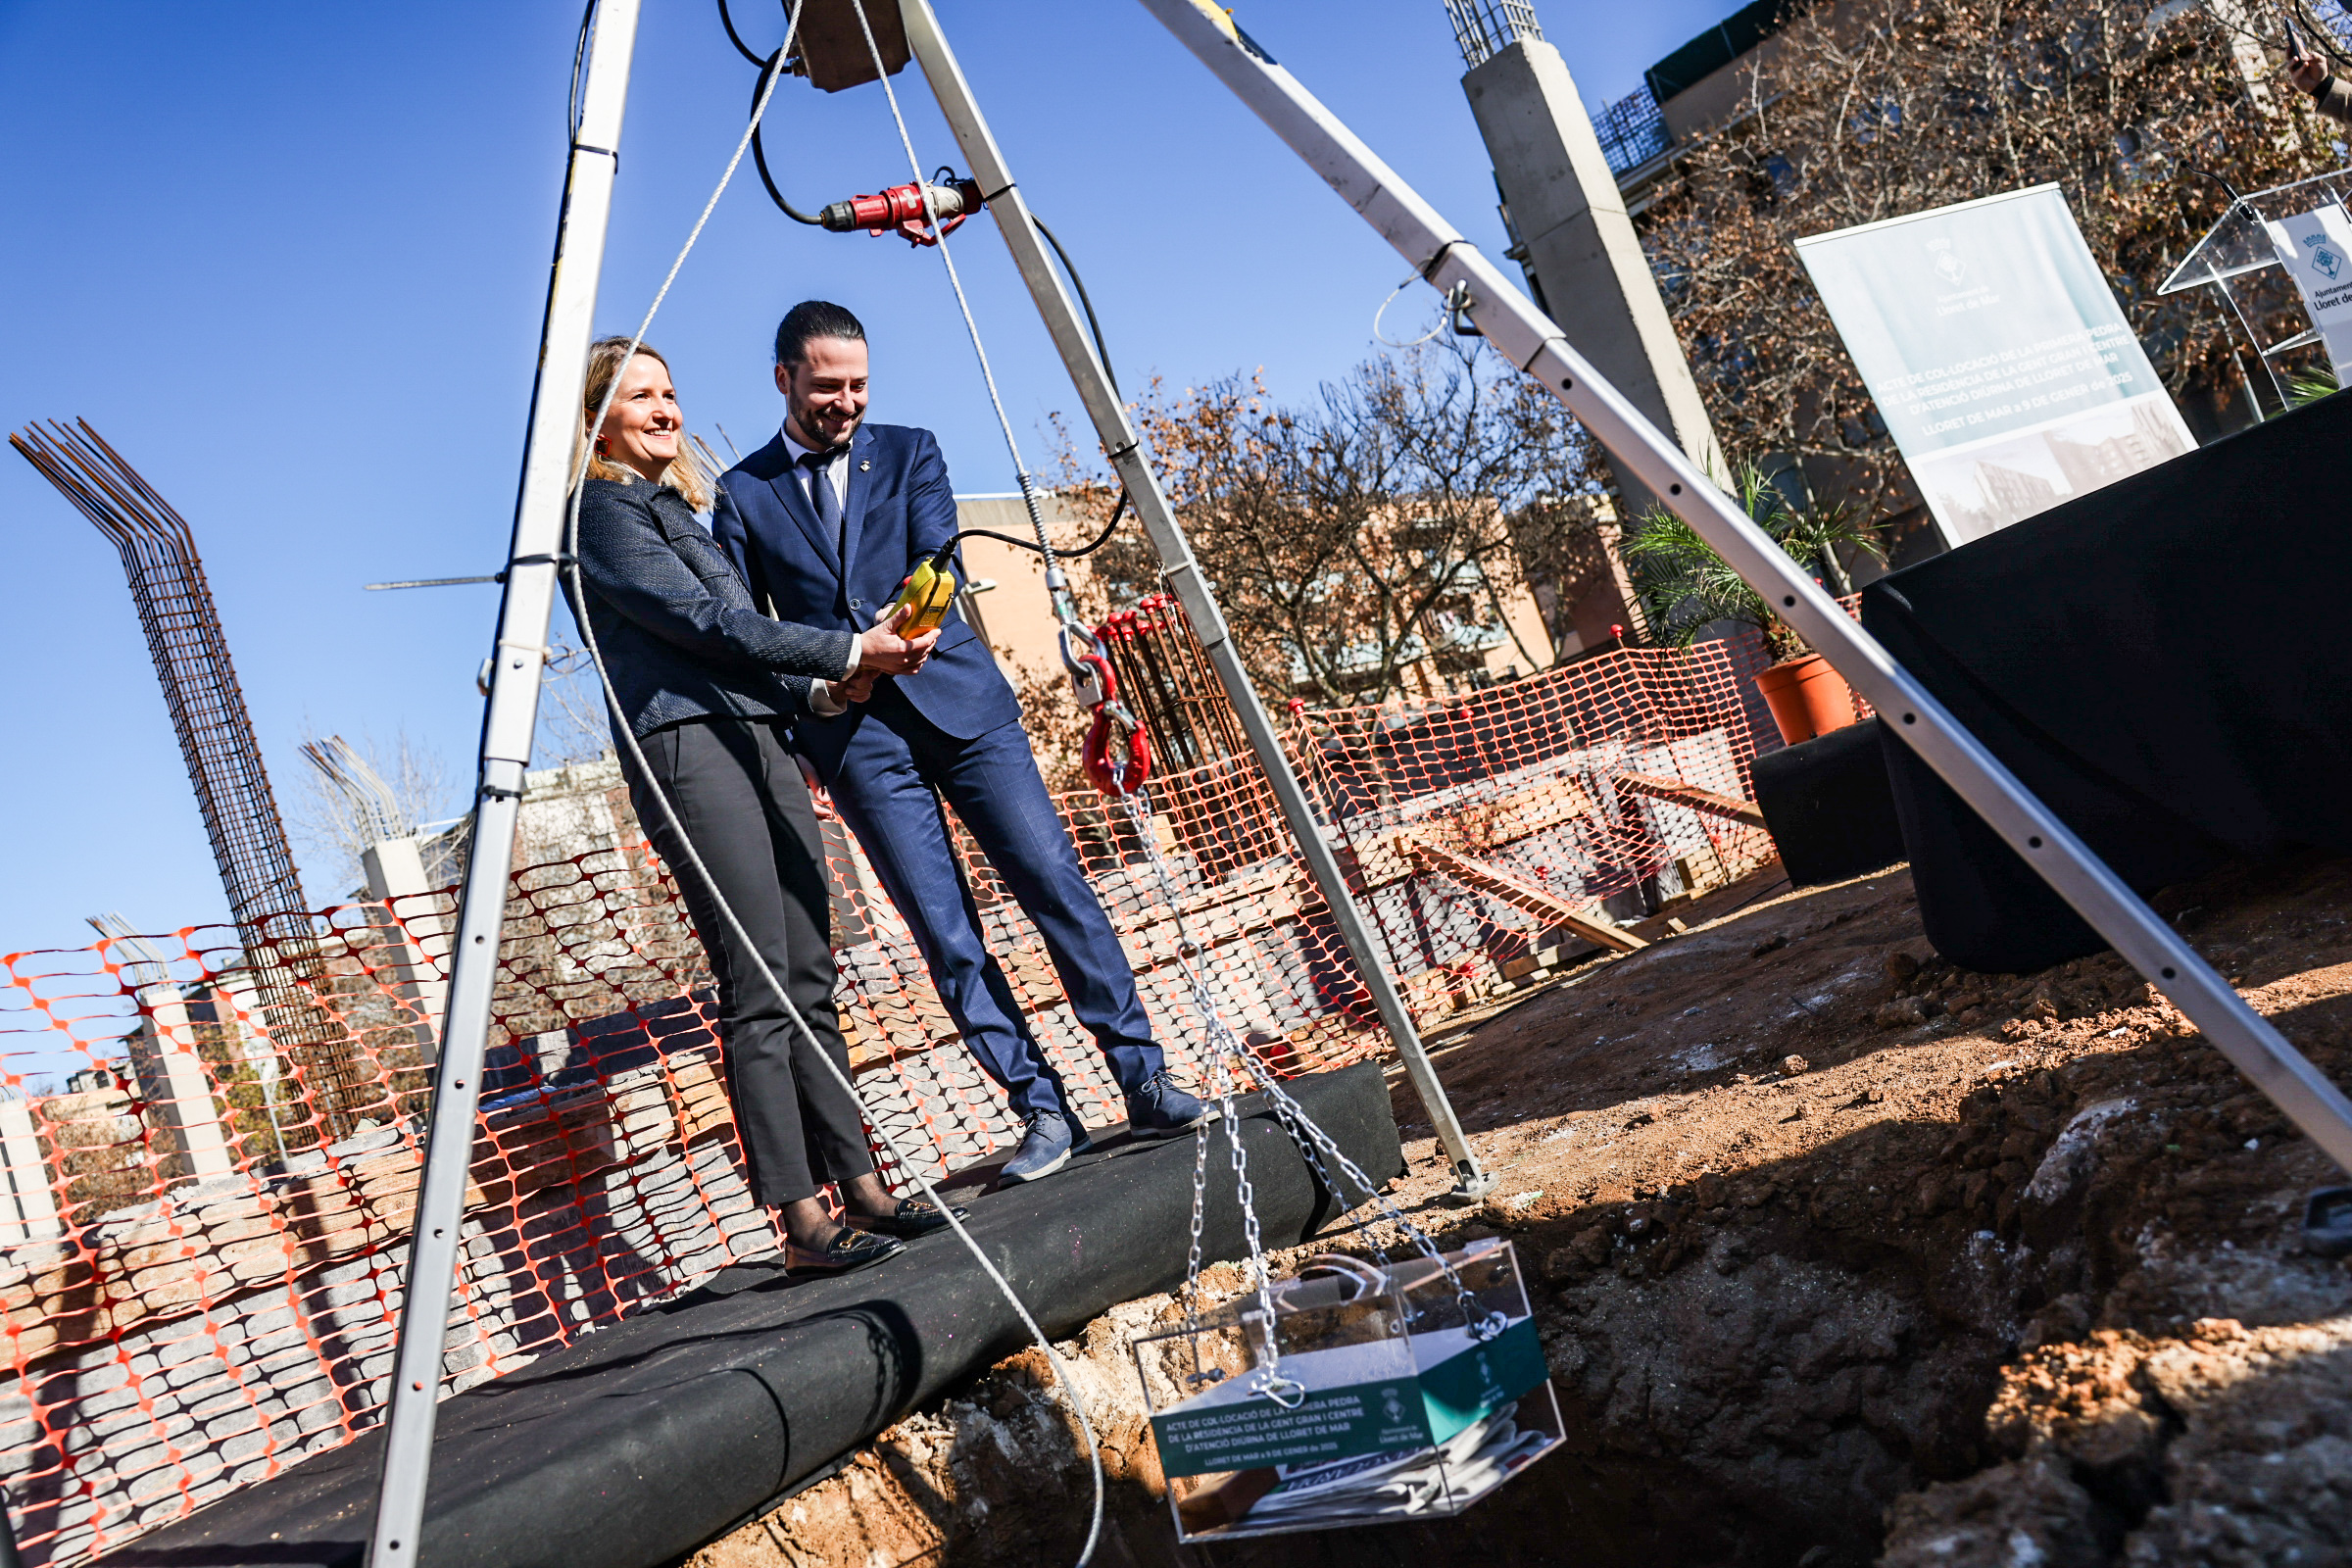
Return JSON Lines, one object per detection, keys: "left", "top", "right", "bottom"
{"left": 12, "top": 419, "right": 368, "bottom": 1138}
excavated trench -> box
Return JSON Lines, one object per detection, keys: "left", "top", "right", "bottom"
{"left": 685, "top": 857, "right": 2352, "bottom": 1568}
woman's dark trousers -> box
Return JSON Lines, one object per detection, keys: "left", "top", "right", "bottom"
{"left": 622, "top": 716, "right": 871, "bottom": 1207}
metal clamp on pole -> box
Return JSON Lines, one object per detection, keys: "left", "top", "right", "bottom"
{"left": 366, "top": 4, "right": 644, "bottom": 1561}
{"left": 1138, "top": 0, "right": 2352, "bottom": 1175}
{"left": 898, "top": 0, "right": 1496, "bottom": 1200}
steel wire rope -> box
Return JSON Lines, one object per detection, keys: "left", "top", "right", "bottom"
{"left": 844, "top": 0, "right": 1498, "bottom": 1424}
{"left": 548, "top": 8, "right": 1105, "bottom": 1561}
{"left": 842, "top": 0, "right": 1069, "bottom": 584}
{"left": 1372, "top": 270, "right": 1447, "bottom": 348}
{"left": 715, "top": 6, "right": 1129, "bottom": 563}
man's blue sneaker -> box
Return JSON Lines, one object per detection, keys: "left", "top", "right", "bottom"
{"left": 1125, "top": 1069, "right": 1214, "bottom": 1140}
{"left": 1000, "top": 1109, "right": 1079, "bottom": 1186}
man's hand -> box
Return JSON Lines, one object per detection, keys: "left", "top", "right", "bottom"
{"left": 795, "top": 755, "right": 841, "bottom": 823}
{"left": 2289, "top": 31, "right": 2329, "bottom": 93}
{"left": 839, "top": 670, "right": 878, "bottom": 704}
{"left": 857, "top": 601, "right": 940, "bottom": 675}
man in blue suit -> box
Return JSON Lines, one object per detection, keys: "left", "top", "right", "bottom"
{"left": 716, "top": 300, "right": 1209, "bottom": 1184}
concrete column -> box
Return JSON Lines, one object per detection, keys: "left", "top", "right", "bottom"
{"left": 364, "top": 835, "right": 449, "bottom": 1064}
{"left": 0, "top": 1097, "right": 63, "bottom": 1246}
{"left": 129, "top": 984, "right": 236, "bottom": 1182}
{"left": 1462, "top": 36, "right": 1728, "bottom": 537}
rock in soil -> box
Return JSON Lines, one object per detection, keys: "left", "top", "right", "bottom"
{"left": 688, "top": 855, "right": 2352, "bottom": 1568}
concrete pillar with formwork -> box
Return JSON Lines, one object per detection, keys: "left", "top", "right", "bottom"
{"left": 1447, "top": 1, "right": 1727, "bottom": 645}
{"left": 91, "top": 920, "right": 237, "bottom": 1186}
{"left": 364, "top": 834, "right": 451, "bottom": 1064}
{"left": 0, "top": 1096, "right": 63, "bottom": 1245}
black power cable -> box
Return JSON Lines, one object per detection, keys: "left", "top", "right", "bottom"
{"left": 1031, "top": 215, "right": 1117, "bottom": 396}
{"left": 568, "top": 0, "right": 598, "bottom": 140}
{"left": 712, "top": 0, "right": 1133, "bottom": 563}
{"left": 749, "top": 49, "right": 825, "bottom": 224}
{"left": 943, "top": 490, "right": 1130, "bottom": 564}
{"left": 715, "top": 0, "right": 771, "bottom": 66}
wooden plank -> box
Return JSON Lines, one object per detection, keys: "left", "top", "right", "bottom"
{"left": 1346, "top": 775, "right": 1601, "bottom": 892}
{"left": 1616, "top": 771, "right": 1769, "bottom": 830}
{"left": 1400, "top": 833, "right": 1647, "bottom": 953}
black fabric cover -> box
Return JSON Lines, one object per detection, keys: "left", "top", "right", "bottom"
{"left": 96, "top": 1064, "right": 1402, "bottom": 1568}
{"left": 1860, "top": 392, "right": 2352, "bottom": 972}
{"left": 1750, "top": 718, "right": 1907, "bottom": 887}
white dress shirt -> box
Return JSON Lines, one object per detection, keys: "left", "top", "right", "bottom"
{"left": 777, "top": 422, "right": 862, "bottom": 687}
{"left": 781, "top": 423, "right": 853, "bottom": 522}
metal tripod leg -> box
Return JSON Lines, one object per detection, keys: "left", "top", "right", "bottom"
{"left": 364, "top": 5, "right": 644, "bottom": 1561}
{"left": 1139, "top": 0, "right": 2352, "bottom": 1174}
{"left": 898, "top": 0, "right": 1494, "bottom": 1200}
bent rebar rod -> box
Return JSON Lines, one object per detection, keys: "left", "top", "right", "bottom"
{"left": 1138, "top": 0, "right": 2352, "bottom": 1172}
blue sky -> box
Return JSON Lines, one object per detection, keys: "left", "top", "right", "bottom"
{"left": 0, "top": 0, "right": 1744, "bottom": 962}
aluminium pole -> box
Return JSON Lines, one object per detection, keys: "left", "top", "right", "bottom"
{"left": 898, "top": 0, "right": 1494, "bottom": 1200}
{"left": 366, "top": 3, "right": 642, "bottom": 1560}
{"left": 1135, "top": 0, "right": 2352, "bottom": 1173}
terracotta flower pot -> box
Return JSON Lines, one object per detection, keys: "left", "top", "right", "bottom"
{"left": 1754, "top": 653, "right": 1858, "bottom": 747}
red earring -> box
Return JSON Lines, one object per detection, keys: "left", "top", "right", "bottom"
{"left": 595, "top": 435, "right": 611, "bottom": 456}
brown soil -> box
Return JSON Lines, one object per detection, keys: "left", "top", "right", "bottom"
{"left": 684, "top": 854, "right": 2352, "bottom": 1568}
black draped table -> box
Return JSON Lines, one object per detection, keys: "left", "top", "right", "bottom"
{"left": 1860, "top": 390, "right": 2352, "bottom": 973}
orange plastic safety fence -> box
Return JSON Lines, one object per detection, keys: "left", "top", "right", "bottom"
{"left": 0, "top": 640, "right": 1765, "bottom": 1565}
{"left": 1288, "top": 641, "right": 1776, "bottom": 1014}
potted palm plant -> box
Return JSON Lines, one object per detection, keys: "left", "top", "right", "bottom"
{"left": 1622, "top": 466, "right": 1884, "bottom": 746}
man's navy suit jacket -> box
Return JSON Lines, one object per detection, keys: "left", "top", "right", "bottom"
{"left": 715, "top": 422, "right": 1021, "bottom": 779}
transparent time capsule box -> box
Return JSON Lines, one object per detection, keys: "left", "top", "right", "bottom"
{"left": 1133, "top": 1238, "right": 1562, "bottom": 1542}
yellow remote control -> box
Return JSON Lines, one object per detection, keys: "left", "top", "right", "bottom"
{"left": 890, "top": 550, "right": 958, "bottom": 634}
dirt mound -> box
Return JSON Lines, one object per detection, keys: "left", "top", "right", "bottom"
{"left": 688, "top": 856, "right": 2352, "bottom": 1567}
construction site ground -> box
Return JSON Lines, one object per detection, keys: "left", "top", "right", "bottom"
{"left": 683, "top": 851, "right": 2352, "bottom": 1568}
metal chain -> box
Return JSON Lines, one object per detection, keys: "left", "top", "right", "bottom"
{"left": 1109, "top": 776, "right": 1500, "bottom": 1341}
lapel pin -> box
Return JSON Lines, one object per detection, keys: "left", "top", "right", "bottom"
{"left": 859, "top": 460, "right": 871, "bottom": 470}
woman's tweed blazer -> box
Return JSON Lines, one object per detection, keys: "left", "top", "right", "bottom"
{"left": 568, "top": 474, "right": 858, "bottom": 738}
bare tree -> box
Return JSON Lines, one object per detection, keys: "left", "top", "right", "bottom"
{"left": 535, "top": 644, "right": 617, "bottom": 767}
{"left": 1051, "top": 332, "right": 1608, "bottom": 710}
{"left": 1637, "top": 0, "right": 2342, "bottom": 525}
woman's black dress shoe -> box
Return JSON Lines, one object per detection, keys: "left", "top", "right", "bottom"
{"left": 844, "top": 1197, "right": 969, "bottom": 1239}
{"left": 784, "top": 1226, "right": 906, "bottom": 1274}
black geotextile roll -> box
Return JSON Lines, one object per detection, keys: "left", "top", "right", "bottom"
{"left": 96, "top": 1063, "right": 1402, "bottom": 1568}
{"left": 1859, "top": 390, "right": 2352, "bottom": 973}
{"left": 1750, "top": 718, "right": 1907, "bottom": 888}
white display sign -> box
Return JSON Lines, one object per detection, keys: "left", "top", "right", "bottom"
{"left": 1795, "top": 183, "right": 2195, "bottom": 547}
{"left": 2260, "top": 203, "right": 2352, "bottom": 382}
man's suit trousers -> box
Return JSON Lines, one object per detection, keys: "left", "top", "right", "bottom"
{"left": 620, "top": 717, "right": 871, "bottom": 1206}
{"left": 828, "top": 686, "right": 1162, "bottom": 1120}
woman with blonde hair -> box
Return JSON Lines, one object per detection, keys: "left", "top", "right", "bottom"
{"left": 567, "top": 336, "right": 951, "bottom": 1273}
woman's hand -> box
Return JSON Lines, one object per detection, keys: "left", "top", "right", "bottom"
{"left": 795, "top": 756, "right": 842, "bottom": 822}
{"left": 857, "top": 601, "right": 941, "bottom": 675}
